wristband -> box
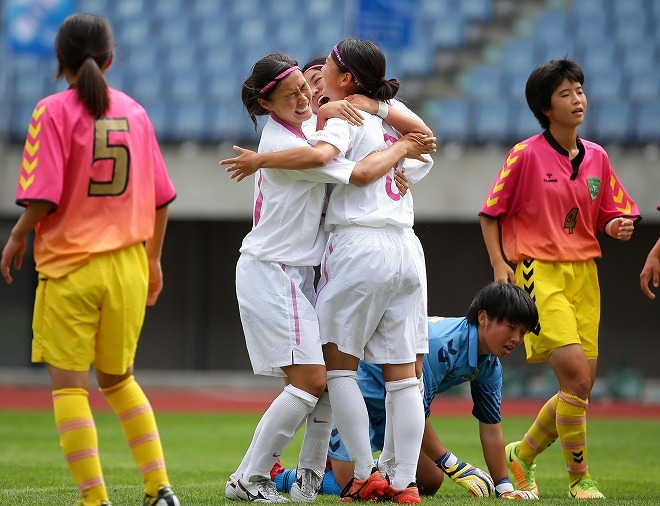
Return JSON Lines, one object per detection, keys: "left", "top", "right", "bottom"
{"left": 376, "top": 101, "right": 389, "bottom": 119}
{"left": 495, "top": 477, "right": 514, "bottom": 496}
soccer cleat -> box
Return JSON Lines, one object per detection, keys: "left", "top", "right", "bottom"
{"left": 389, "top": 482, "right": 421, "bottom": 504}
{"left": 226, "top": 473, "right": 243, "bottom": 500}
{"left": 340, "top": 467, "right": 389, "bottom": 502}
{"left": 229, "top": 477, "right": 289, "bottom": 502}
{"left": 289, "top": 467, "right": 323, "bottom": 502}
{"left": 569, "top": 477, "right": 605, "bottom": 499}
{"left": 142, "top": 487, "right": 180, "bottom": 506}
{"left": 506, "top": 441, "right": 539, "bottom": 497}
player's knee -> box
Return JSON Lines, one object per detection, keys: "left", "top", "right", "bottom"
{"left": 417, "top": 469, "right": 444, "bottom": 496}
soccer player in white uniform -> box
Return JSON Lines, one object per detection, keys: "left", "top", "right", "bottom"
{"left": 311, "top": 39, "right": 433, "bottom": 504}
{"left": 224, "top": 52, "right": 434, "bottom": 503}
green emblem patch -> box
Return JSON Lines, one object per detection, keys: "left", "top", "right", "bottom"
{"left": 587, "top": 177, "right": 601, "bottom": 200}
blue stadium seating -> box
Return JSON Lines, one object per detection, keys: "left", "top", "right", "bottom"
{"left": 588, "top": 103, "right": 633, "bottom": 143}
{"left": 632, "top": 101, "right": 660, "bottom": 143}
{"left": 3, "top": 0, "right": 658, "bottom": 145}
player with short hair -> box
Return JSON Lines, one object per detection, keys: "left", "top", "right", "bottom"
{"left": 0, "top": 13, "right": 179, "bottom": 506}
{"left": 274, "top": 282, "right": 539, "bottom": 500}
{"left": 640, "top": 200, "right": 660, "bottom": 300}
{"left": 224, "top": 51, "right": 434, "bottom": 503}
{"left": 479, "top": 59, "right": 641, "bottom": 499}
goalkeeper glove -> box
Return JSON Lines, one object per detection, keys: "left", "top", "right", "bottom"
{"left": 437, "top": 451, "right": 494, "bottom": 497}
{"left": 495, "top": 478, "right": 538, "bottom": 500}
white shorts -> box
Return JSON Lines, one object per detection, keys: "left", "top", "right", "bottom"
{"left": 316, "top": 225, "right": 427, "bottom": 364}
{"left": 406, "top": 229, "right": 429, "bottom": 354}
{"left": 236, "top": 253, "right": 324, "bottom": 377}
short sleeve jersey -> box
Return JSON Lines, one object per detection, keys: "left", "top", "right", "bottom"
{"left": 15, "top": 88, "right": 176, "bottom": 278}
{"left": 359, "top": 316, "right": 503, "bottom": 425}
{"left": 239, "top": 114, "right": 355, "bottom": 265}
{"left": 308, "top": 112, "right": 430, "bottom": 230}
{"left": 479, "top": 131, "right": 641, "bottom": 263}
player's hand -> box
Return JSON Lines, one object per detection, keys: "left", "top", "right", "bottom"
{"left": 318, "top": 99, "right": 364, "bottom": 126}
{"left": 398, "top": 132, "right": 436, "bottom": 162}
{"left": 493, "top": 261, "right": 516, "bottom": 285}
{"left": 220, "top": 146, "right": 261, "bottom": 182}
{"left": 640, "top": 242, "right": 660, "bottom": 300}
{"left": 345, "top": 94, "right": 379, "bottom": 114}
{"left": 446, "top": 462, "right": 495, "bottom": 497}
{"left": 610, "top": 217, "right": 634, "bottom": 241}
{"left": 499, "top": 490, "right": 538, "bottom": 500}
{"left": 393, "top": 169, "right": 409, "bottom": 196}
{"left": 146, "top": 258, "right": 163, "bottom": 306}
{"left": 1, "top": 235, "right": 26, "bottom": 285}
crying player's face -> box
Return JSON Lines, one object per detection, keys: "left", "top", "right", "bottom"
{"left": 265, "top": 70, "right": 313, "bottom": 127}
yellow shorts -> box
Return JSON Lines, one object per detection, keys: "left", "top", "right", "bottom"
{"left": 32, "top": 243, "right": 148, "bottom": 374}
{"left": 515, "top": 259, "right": 600, "bottom": 363}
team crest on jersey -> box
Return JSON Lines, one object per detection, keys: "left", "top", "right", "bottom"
{"left": 587, "top": 177, "right": 601, "bottom": 200}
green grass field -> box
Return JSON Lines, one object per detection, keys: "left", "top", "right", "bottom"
{"left": 0, "top": 410, "right": 658, "bottom": 505}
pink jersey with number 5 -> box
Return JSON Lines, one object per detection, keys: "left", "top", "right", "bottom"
{"left": 15, "top": 88, "right": 176, "bottom": 278}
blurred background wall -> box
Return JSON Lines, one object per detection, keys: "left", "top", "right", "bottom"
{"left": 0, "top": 0, "right": 658, "bottom": 398}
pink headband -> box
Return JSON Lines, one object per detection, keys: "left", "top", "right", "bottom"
{"left": 332, "top": 45, "right": 369, "bottom": 92}
{"left": 303, "top": 64, "right": 323, "bottom": 76}
{"left": 259, "top": 65, "right": 300, "bottom": 94}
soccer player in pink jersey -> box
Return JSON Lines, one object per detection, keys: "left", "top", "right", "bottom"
{"left": 640, "top": 201, "right": 660, "bottom": 300}
{"left": 479, "top": 59, "right": 641, "bottom": 500}
{"left": 0, "top": 13, "right": 178, "bottom": 506}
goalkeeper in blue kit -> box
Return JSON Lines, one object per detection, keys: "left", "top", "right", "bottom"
{"left": 274, "top": 282, "right": 539, "bottom": 499}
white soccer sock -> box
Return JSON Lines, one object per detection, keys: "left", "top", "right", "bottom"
{"left": 378, "top": 391, "right": 395, "bottom": 474}
{"left": 243, "top": 384, "right": 317, "bottom": 482}
{"left": 327, "top": 370, "right": 374, "bottom": 480}
{"left": 298, "top": 390, "right": 333, "bottom": 473}
{"left": 234, "top": 416, "right": 265, "bottom": 480}
{"left": 386, "top": 377, "right": 424, "bottom": 489}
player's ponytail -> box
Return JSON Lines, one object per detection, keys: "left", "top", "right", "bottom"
{"left": 332, "top": 38, "right": 399, "bottom": 102}
{"left": 242, "top": 52, "right": 299, "bottom": 130}
{"left": 55, "top": 13, "right": 114, "bottom": 117}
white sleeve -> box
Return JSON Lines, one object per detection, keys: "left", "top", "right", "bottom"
{"left": 306, "top": 118, "right": 353, "bottom": 156}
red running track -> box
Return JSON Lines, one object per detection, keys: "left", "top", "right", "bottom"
{"left": 1, "top": 385, "right": 659, "bottom": 418}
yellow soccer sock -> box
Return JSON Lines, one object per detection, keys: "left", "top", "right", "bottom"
{"left": 516, "top": 393, "right": 560, "bottom": 464}
{"left": 53, "top": 388, "right": 109, "bottom": 506}
{"left": 101, "top": 376, "right": 170, "bottom": 497}
{"left": 555, "top": 391, "right": 589, "bottom": 484}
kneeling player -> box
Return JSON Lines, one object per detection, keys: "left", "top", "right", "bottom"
{"left": 275, "top": 282, "right": 539, "bottom": 500}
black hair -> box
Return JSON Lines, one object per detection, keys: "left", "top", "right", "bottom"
{"left": 526, "top": 58, "right": 585, "bottom": 130}
{"left": 55, "top": 13, "right": 114, "bottom": 117}
{"left": 302, "top": 56, "right": 326, "bottom": 73}
{"left": 331, "top": 38, "right": 399, "bottom": 101}
{"left": 241, "top": 52, "right": 298, "bottom": 130}
{"left": 465, "top": 282, "right": 539, "bottom": 333}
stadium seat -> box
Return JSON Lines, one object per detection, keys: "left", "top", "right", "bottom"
{"left": 472, "top": 101, "right": 513, "bottom": 144}
{"left": 571, "top": 12, "right": 609, "bottom": 47}
{"left": 588, "top": 103, "right": 633, "bottom": 143}
{"left": 533, "top": 10, "right": 569, "bottom": 45}
{"left": 509, "top": 100, "right": 540, "bottom": 141}
{"left": 465, "top": 66, "right": 507, "bottom": 99}
{"left": 619, "top": 39, "right": 657, "bottom": 73}
{"left": 424, "top": 98, "right": 470, "bottom": 144}
{"left": 580, "top": 40, "right": 619, "bottom": 73}
{"left": 628, "top": 68, "right": 660, "bottom": 102}
{"left": 501, "top": 38, "right": 538, "bottom": 71}
{"left": 613, "top": 12, "right": 650, "bottom": 43}
{"left": 631, "top": 101, "right": 660, "bottom": 143}
{"left": 584, "top": 67, "right": 625, "bottom": 102}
